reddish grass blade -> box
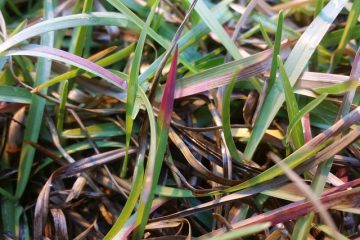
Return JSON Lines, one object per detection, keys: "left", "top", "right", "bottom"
{"left": 199, "top": 187, "right": 360, "bottom": 238}
{"left": 11, "top": 45, "right": 128, "bottom": 90}
{"left": 154, "top": 41, "right": 294, "bottom": 101}
{"left": 158, "top": 46, "right": 179, "bottom": 129}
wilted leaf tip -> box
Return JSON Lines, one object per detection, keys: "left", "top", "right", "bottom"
{"left": 158, "top": 46, "right": 178, "bottom": 127}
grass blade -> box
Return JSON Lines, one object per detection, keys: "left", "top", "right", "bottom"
{"left": 331, "top": 0, "right": 360, "bottom": 70}
{"left": 0, "top": 12, "right": 136, "bottom": 53}
{"left": 122, "top": 0, "right": 159, "bottom": 177}
{"left": 285, "top": 93, "right": 328, "bottom": 144}
{"left": 244, "top": 0, "right": 348, "bottom": 160}
{"left": 267, "top": 11, "right": 284, "bottom": 92}
{"left": 207, "top": 222, "right": 271, "bottom": 240}
{"left": 186, "top": 0, "right": 261, "bottom": 90}
{"left": 4, "top": 45, "right": 128, "bottom": 89}
{"left": 277, "top": 55, "right": 304, "bottom": 149}
{"left": 56, "top": 80, "right": 68, "bottom": 138}
{"left": 211, "top": 105, "right": 360, "bottom": 195}
{"left": 106, "top": 0, "right": 197, "bottom": 74}
{"left": 33, "top": 43, "right": 135, "bottom": 93}
{"left": 15, "top": 0, "right": 54, "bottom": 199}
{"left": 292, "top": 39, "right": 360, "bottom": 240}
{"left": 222, "top": 73, "right": 242, "bottom": 162}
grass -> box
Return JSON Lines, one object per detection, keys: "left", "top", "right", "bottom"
{"left": 0, "top": 0, "right": 360, "bottom": 239}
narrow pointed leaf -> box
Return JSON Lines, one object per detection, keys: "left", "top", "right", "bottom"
{"left": 267, "top": 11, "right": 284, "bottom": 92}
{"left": 277, "top": 56, "right": 304, "bottom": 149}
{"left": 286, "top": 93, "right": 328, "bottom": 144}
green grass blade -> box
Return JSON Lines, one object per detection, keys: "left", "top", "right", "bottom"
{"left": 103, "top": 160, "right": 144, "bottom": 239}
{"left": 186, "top": 0, "right": 261, "bottom": 90}
{"left": 56, "top": 80, "right": 68, "bottom": 137}
{"left": 106, "top": 0, "right": 197, "bottom": 74}
{"left": 66, "top": 0, "right": 93, "bottom": 90}
{"left": 0, "top": 86, "right": 31, "bottom": 103}
{"left": 315, "top": 224, "right": 350, "bottom": 240}
{"left": 258, "top": 22, "right": 273, "bottom": 48}
{"left": 62, "top": 123, "right": 124, "bottom": 139}
{"left": 331, "top": 0, "right": 360, "bottom": 69}
{"left": 69, "top": 0, "right": 93, "bottom": 56}
{"left": 313, "top": 79, "right": 358, "bottom": 94}
{"left": 186, "top": 0, "right": 242, "bottom": 60}
{"left": 0, "top": 187, "right": 16, "bottom": 200}
{"left": 111, "top": 87, "right": 157, "bottom": 239}
{"left": 311, "top": 0, "right": 325, "bottom": 70}
{"left": 207, "top": 222, "right": 271, "bottom": 240}
{"left": 5, "top": 0, "right": 22, "bottom": 18}
{"left": 15, "top": 0, "right": 54, "bottom": 199}
{"left": 222, "top": 74, "right": 242, "bottom": 162}
{"left": 315, "top": 0, "right": 325, "bottom": 16}
{"left": 154, "top": 185, "right": 194, "bottom": 198}
{"left": 277, "top": 56, "right": 304, "bottom": 149}
{"left": 286, "top": 93, "right": 328, "bottom": 144}
{"left": 0, "top": 13, "right": 136, "bottom": 53}
{"left": 244, "top": 0, "right": 348, "bottom": 160}
{"left": 122, "top": 0, "right": 159, "bottom": 177}
{"left": 267, "top": 11, "right": 284, "bottom": 92}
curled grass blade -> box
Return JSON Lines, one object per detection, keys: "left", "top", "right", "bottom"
{"left": 104, "top": 87, "right": 157, "bottom": 239}
{"left": 33, "top": 43, "right": 135, "bottom": 93}
{"left": 123, "top": 0, "right": 159, "bottom": 177}
{"left": 222, "top": 73, "right": 242, "bottom": 162}
{"left": 4, "top": 45, "right": 128, "bottom": 89}
{"left": 0, "top": 12, "right": 136, "bottom": 53}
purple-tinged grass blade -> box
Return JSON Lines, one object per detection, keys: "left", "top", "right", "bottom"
{"left": 157, "top": 46, "right": 178, "bottom": 130}
{"left": 199, "top": 187, "right": 360, "bottom": 238}
{"left": 10, "top": 44, "right": 128, "bottom": 90}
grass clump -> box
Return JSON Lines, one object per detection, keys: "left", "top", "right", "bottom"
{"left": 0, "top": 0, "right": 359, "bottom": 239}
